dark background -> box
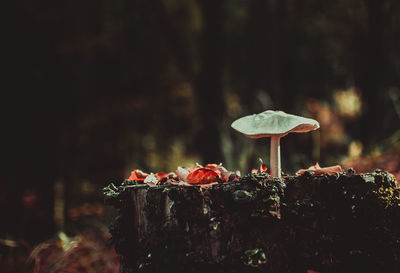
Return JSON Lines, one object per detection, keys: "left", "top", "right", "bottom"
{"left": 2, "top": 0, "right": 400, "bottom": 253}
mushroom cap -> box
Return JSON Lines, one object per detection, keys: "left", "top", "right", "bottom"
{"left": 231, "top": 110, "right": 319, "bottom": 138}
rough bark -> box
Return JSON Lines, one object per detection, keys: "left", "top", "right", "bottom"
{"left": 105, "top": 170, "right": 400, "bottom": 273}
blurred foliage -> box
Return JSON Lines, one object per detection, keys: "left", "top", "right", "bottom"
{"left": 2, "top": 0, "right": 400, "bottom": 263}
{"left": 25, "top": 227, "right": 118, "bottom": 273}
{"left": 0, "top": 224, "right": 118, "bottom": 273}
{"left": 343, "top": 130, "right": 400, "bottom": 181}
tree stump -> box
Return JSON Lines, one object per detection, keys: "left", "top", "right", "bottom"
{"left": 104, "top": 170, "right": 400, "bottom": 273}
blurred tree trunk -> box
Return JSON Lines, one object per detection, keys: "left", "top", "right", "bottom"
{"left": 265, "top": 0, "right": 283, "bottom": 109}
{"left": 357, "top": 0, "right": 384, "bottom": 149}
{"left": 194, "top": 0, "right": 226, "bottom": 163}
{"left": 154, "top": 0, "right": 195, "bottom": 82}
{"left": 245, "top": 0, "right": 292, "bottom": 111}
{"left": 245, "top": 0, "right": 268, "bottom": 111}
{"left": 2, "top": 1, "right": 63, "bottom": 242}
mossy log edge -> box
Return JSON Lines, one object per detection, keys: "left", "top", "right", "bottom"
{"left": 104, "top": 170, "right": 400, "bottom": 273}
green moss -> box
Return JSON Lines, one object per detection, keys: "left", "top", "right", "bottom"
{"left": 242, "top": 248, "right": 267, "bottom": 268}
{"left": 107, "top": 171, "right": 400, "bottom": 273}
{"left": 233, "top": 190, "right": 255, "bottom": 203}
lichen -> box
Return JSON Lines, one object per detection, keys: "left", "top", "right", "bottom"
{"left": 372, "top": 186, "right": 400, "bottom": 208}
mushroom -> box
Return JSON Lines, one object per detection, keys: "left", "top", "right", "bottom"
{"left": 231, "top": 110, "right": 320, "bottom": 178}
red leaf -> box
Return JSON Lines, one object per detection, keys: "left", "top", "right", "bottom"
{"left": 128, "top": 169, "right": 149, "bottom": 182}
{"left": 259, "top": 164, "right": 267, "bottom": 173}
{"left": 186, "top": 164, "right": 202, "bottom": 173}
{"left": 204, "top": 163, "right": 221, "bottom": 171}
{"left": 155, "top": 172, "right": 167, "bottom": 180}
{"left": 204, "top": 163, "right": 231, "bottom": 181}
{"left": 187, "top": 168, "right": 221, "bottom": 185}
{"left": 251, "top": 164, "right": 268, "bottom": 174}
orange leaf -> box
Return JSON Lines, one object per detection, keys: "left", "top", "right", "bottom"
{"left": 296, "top": 163, "right": 342, "bottom": 176}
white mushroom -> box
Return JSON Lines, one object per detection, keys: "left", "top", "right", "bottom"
{"left": 231, "top": 110, "right": 320, "bottom": 178}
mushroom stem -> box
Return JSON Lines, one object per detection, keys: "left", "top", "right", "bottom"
{"left": 270, "top": 135, "right": 281, "bottom": 178}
